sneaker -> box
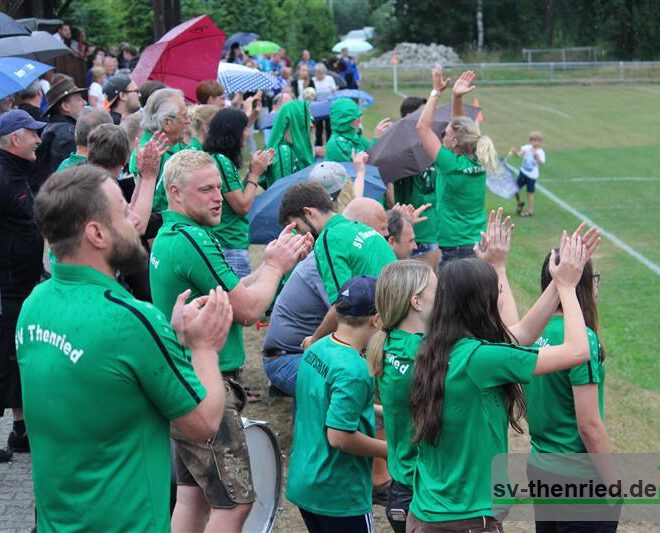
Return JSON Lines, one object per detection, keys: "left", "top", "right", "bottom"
{"left": 7, "top": 430, "right": 29, "bottom": 453}
{"left": 372, "top": 479, "right": 391, "bottom": 507}
{"left": 0, "top": 448, "right": 12, "bottom": 462}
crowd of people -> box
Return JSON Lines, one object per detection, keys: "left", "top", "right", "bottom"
{"left": 0, "top": 21, "right": 615, "bottom": 533}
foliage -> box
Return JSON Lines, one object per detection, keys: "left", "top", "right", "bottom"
{"left": 332, "top": 0, "right": 372, "bottom": 36}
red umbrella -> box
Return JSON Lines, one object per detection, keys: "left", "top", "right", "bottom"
{"left": 132, "top": 15, "right": 225, "bottom": 102}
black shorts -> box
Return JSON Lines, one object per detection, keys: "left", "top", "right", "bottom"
{"left": 517, "top": 171, "right": 537, "bottom": 193}
{"left": 299, "top": 507, "right": 374, "bottom": 533}
{"left": 0, "top": 298, "right": 23, "bottom": 411}
{"left": 386, "top": 481, "right": 413, "bottom": 533}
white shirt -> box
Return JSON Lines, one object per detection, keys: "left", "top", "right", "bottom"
{"left": 312, "top": 75, "right": 336, "bottom": 102}
{"left": 520, "top": 144, "right": 546, "bottom": 179}
{"left": 88, "top": 82, "right": 106, "bottom": 110}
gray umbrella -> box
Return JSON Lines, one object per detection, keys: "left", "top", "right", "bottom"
{"left": 0, "top": 31, "right": 70, "bottom": 62}
{"left": 367, "top": 104, "right": 480, "bottom": 184}
{"left": 0, "top": 13, "right": 31, "bottom": 38}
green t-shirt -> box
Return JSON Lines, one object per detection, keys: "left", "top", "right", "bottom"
{"left": 433, "top": 146, "right": 487, "bottom": 247}
{"left": 187, "top": 137, "right": 203, "bottom": 151}
{"left": 314, "top": 214, "right": 396, "bottom": 303}
{"left": 56, "top": 152, "right": 87, "bottom": 172}
{"left": 410, "top": 338, "right": 538, "bottom": 523}
{"left": 209, "top": 152, "right": 250, "bottom": 249}
{"left": 128, "top": 130, "right": 186, "bottom": 213}
{"left": 379, "top": 329, "right": 423, "bottom": 487}
{"left": 393, "top": 166, "right": 438, "bottom": 245}
{"left": 524, "top": 316, "right": 605, "bottom": 476}
{"left": 287, "top": 334, "right": 376, "bottom": 516}
{"left": 259, "top": 142, "right": 301, "bottom": 189}
{"left": 324, "top": 133, "right": 374, "bottom": 162}
{"left": 149, "top": 210, "right": 245, "bottom": 371}
{"left": 16, "top": 263, "right": 205, "bottom": 533}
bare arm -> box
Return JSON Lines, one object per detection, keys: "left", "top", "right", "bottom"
{"left": 223, "top": 149, "right": 274, "bottom": 215}
{"left": 352, "top": 151, "right": 369, "bottom": 199}
{"left": 327, "top": 428, "right": 388, "bottom": 458}
{"left": 451, "top": 70, "right": 476, "bottom": 118}
{"left": 508, "top": 283, "right": 560, "bottom": 345}
{"left": 131, "top": 131, "right": 169, "bottom": 234}
{"left": 416, "top": 64, "right": 449, "bottom": 161}
{"left": 301, "top": 305, "right": 338, "bottom": 350}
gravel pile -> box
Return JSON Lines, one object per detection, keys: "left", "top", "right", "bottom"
{"left": 363, "top": 42, "right": 462, "bottom": 66}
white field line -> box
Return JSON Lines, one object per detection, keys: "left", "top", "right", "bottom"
{"left": 536, "top": 182, "right": 660, "bottom": 276}
{"left": 634, "top": 86, "right": 660, "bottom": 95}
{"left": 543, "top": 176, "right": 660, "bottom": 182}
{"left": 516, "top": 100, "right": 573, "bottom": 120}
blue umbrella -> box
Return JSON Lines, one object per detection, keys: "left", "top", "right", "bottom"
{"left": 248, "top": 162, "right": 387, "bottom": 244}
{"left": 0, "top": 56, "right": 53, "bottom": 99}
{"left": 328, "top": 89, "right": 374, "bottom": 107}
{"left": 223, "top": 32, "right": 259, "bottom": 52}
{"left": 0, "top": 13, "right": 31, "bottom": 38}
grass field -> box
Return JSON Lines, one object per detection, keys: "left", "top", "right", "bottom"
{"left": 241, "top": 83, "right": 660, "bottom": 532}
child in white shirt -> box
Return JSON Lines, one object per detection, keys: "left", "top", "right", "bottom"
{"left": 513, "top": 131, "right": 546, "bottom": 217}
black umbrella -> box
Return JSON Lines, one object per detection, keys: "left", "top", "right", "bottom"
{"left": 367, "top": 104, "right": 480, "bottom": 184}
{"left": 0, "top": 31, "right": 70, "bottom": 62}
{"left": 0, "top": 13, "right": 31, "bottom": 38}
{"left": 223, "top": 32, "right": 259, "bottom": 52}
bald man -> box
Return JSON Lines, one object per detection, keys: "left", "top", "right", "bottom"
{"left": 342, "top": 197, "right": 389, "bottom": 238}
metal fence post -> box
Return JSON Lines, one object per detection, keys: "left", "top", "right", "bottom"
{"left": 619, "top": 61, "right": 624, "bottom": 81}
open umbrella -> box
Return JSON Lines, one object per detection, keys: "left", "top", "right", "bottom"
{"left": 367, "top": 104, "right": 480, "bottom": 184}
{"left": 0, "top": 31, "right": 69, "bottom": 62}
{"left": 327, "top": 70, "right": 347, "bottom": 89}
{"left": 248, "top": 162, "right": 387, "bottom": 244}
{"left": 223, "top": 32, "right": 258, "bottom": 52}
{"left": 132, "top": 15, "right": 225, "bottom": 102}
{"left": 332, "top": 39, "right": 373, "bottom": 54}
{"left": 329, "top": 89, "right": 374, "bottom": 107}
{"left": 218, "top": 62, "right": 275, "bottom": 94}
{"left": 0, "top": 13, "right": 31, "bottom": 38}
{"left": 244, "top": 40, "right": 281, "bottom": 56}
{"left": 0, "top": 57, "right": 53, "bottom": 99}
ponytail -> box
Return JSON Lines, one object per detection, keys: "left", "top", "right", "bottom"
{"left": 366, "top": 329, "right": 388, "bottom": 377}
{"left": 450, "top": 116, "right": 499, "bottom": 174}
{"left": 476, "top": 134, "right": 499, "bottom": 174}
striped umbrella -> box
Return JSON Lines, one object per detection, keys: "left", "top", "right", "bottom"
{"left": 217, "top": 62, "right": 275, "bottom": 94}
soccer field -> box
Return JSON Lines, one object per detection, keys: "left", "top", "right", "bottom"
{"left": 362, "top": 84, "right": 660, "bottom": 394}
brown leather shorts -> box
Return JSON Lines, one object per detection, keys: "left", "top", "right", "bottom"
{"left": 171, "top": 379, "right": 255, "bottom": 508}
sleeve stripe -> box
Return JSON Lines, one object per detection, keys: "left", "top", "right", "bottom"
{"left": 587, "top": 361, "right": 595, "bottom": 383}
{"left": 477, "top": 340, "right": 539, "bottom": 355}
{"left": 175, "top": 227, "right": 230, "bottom": 291}
{"left": 322, "top": 230, "right": 341, "bottom": 298}
{"left": 103, "top": 290, "right": 202, "bottom": 404}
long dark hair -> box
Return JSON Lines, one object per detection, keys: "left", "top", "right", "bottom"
{"left": 410, "top": 258, "right": 526, "bottom": 445}
{"left": 541, "top": 250, "right": 604, "bottom": 359}
{"left": 204, "top": 108, "right": 248, "bottom": 169}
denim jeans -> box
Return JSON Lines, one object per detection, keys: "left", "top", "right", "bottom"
{"left": 439, "top": 245, "right": 475, "bottom": 270}
{"left": 223, "top": 248, "right": 252, "bottom": 279}
{"left": 262, "top": 353, "right": 302, "bottom": 397}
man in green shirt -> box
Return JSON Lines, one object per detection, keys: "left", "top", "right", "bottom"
{"left": 128, "top": 87, "right": 189, "bottom": 212}
{"left": 287, "top": 276, "right": 387, "bottom": 532}
{"left": 279, "top": 183, "right": 396, "bottom": 348}
{"left": 150, "top": 149, "right": 311, "bottom": 532}
{"left": 55, "top": 107, "right": 112, "bottom": 172}
{"left": 17, "top": 164, "right": 230, "bottom": 532}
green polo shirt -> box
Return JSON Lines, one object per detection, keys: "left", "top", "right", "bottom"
{"left": 410, "top": 338, "right": 538, "bottom": 523}
{"left": 209, "top": 152, "right": 250, "bottom": 249}
{"left": 379, "top": 329, "right": 423, "bottom": 487}
{"left": 187, "top": 137, "right": 203, "bottom": 151}
{"left": 393, "top": 166, "right": 438, "bottom": 245}
{"left": 287, "top": 334, "right": 376, "bottom": 516}
{"left": 524, "top": 316, "right": 605, "bottom": 477}
{"left": 128, "top": 130, "right": 186, "bottom": 213}
{"left": 149, "top": 210, "right": 245, "bottom": 371}
{"left": 16, "top": 263, "right": 205, "bottom": 533}
{"left": 433, "top": 145, "right": 487, "bottom": 248}
{"left": 314, "top": 214, "right": 396, "bottom": 303}
{"left": 259, "top": 142, "right": 300, "bottom": 189}
{"left": 56, "top": 152, "right": 87, "bottom": 172}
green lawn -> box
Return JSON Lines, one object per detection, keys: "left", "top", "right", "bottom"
{"left": 361, "top": 85, "right": 660, "bottom": 393}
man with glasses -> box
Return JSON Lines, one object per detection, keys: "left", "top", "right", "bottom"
{"left": 103, "top": 73, "right": 142, "bottom": 125}
{"left": 129, "top": 88, "right": 189, "bottom": 213}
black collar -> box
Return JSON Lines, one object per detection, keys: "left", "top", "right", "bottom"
{"left": 0, "top": 148, "right": 33, "bottom": 177}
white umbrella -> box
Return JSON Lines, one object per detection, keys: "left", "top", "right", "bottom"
{"left": 332, "top": 39, "right": 373, "bottom": 54}
{"left": 217, "top": 62, "right": 275, "bottom": 94}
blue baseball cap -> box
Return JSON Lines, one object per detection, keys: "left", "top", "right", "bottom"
{"left": 335, "top": 276, "right": 378, "bottom": 317}
{"left": 0, "top": 110, "right": 46, "bottom": 136}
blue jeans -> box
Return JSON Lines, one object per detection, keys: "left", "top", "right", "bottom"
{"left": 439, "top": 244, "right": 475, "bottom": 270}
{"left": 262, "top": 353, "right": 302, "bottom": 397}
{"left": 223, "top": 248, "right": 252, "bottom": 279}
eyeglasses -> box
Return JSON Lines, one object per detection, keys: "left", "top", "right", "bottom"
{"left": 440, "top": 128, "right": 447, "bottom": 140}
{"left": 592, "top": 272, "right": 601, "bottom": 285}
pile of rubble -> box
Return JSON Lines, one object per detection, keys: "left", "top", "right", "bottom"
{"left": 363, "top": 42, "right": 462, "bottom": 66}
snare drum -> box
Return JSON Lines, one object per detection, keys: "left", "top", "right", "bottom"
{"left": 242, "top": 418, "right": 283, "bottom": 533}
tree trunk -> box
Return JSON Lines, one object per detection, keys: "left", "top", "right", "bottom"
{"left": 476, "top": 0, "right": 484, "bottom": 52}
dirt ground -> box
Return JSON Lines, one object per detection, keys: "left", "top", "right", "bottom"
{"left": 239, "top": 247, "right": 657, "bottom": 533}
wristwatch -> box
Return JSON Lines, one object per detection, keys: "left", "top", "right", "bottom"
{"left": 429, "top": 89, "right": 439, "bottom": 98}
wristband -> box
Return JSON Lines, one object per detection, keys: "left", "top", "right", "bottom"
{"left": 429, "top": 89, "right": 439, "bottom": 98}
{"left": 246, "top": 180, "right": 258, "bottom": 188}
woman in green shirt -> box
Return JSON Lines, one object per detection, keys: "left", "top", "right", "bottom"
{"left": 408, "top": 232, "right": 594, "bottom": 532}
{"left": 365, "top": 260, "right": 437, "bottom": 533}
{"left": 260, "top": 100, "right": 315, "bottom": 189}
{"left": 203, "top": 108, "right": 273, "bottom": 277}
{"left": 417, "top": 67, "right": 500, "bottom": 265}
{"left": 325, "top": 98, "right": 391, "bottom": 162}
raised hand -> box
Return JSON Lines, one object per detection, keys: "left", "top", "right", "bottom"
{"left": 249, "top": 149, "right": 274, "bottom": 176}
{"left": 264, "top": 223, "right": 313, "bottom": 274}
{"left": 391, "top": 202, "right": 431, "bottom": 225}
{"left": 136, "top": 130, "right": 169, "bottom": 181}
{"left": 374, "top": 118, "right": 392, "bottom": 138}
{"left": 572, "top": 222, "right": 601, "bottom": 259}
{"left": 432, "top": 64, "right": 450, "bottom": 93}
{"left": 550, "top": 231, "right": 588, "bottom": 288}
{"left": 352, "top": 150, "right": 369, "bottom": 173}
{"left": 171, "top": 288, "right": 233, "bottom": 352}
{"left": 474, "top": 208, "right": 513, "bottom": 267}
{"left": 452, "top": 70, "right": 477, "bottom": 97}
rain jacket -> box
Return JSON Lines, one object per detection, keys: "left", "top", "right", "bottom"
{"left": 324, "top": 99, "right": 374, "bottom": 162}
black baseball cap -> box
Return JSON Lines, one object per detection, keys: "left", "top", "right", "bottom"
{"left": 102, "top": 74, "right": 133, "bottom": 105}
{"left": 0, "top": 110, "right": 46, "bottom": 135}
{"left": 335, "top": 276, "right": 378, "bottom": 317}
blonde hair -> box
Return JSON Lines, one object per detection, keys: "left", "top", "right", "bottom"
{"left": 190, "top": 104, "right": 220, "bottom": 139}
{"left": 365, "top": 260, "right": 434, "bottom": 377}
{"left": 334, "top": 180, "right": 355, "bottom": 212}
{"left": 163, "top": 149, "right": 215, "bottom": 200}
{"left": 529, "top": 130, "right": 543, "bottom": 141}
{"left": 450, "top": 116, "right": 499, "bottom": 174}
{"left": 91, "top": 66, "right": 105, "bottom": 82}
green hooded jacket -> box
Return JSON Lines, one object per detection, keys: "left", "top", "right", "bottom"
{"left": 260, "top": 100, "right": 315, "bottom": 189}
{"left": 325, "top": 99, "right": 374, "bottom": 162}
